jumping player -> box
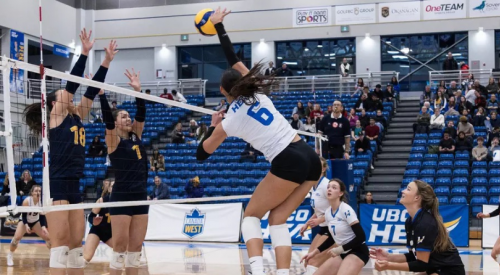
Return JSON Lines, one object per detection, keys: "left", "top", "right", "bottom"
{"left": 477, "top": 200, "right": 500, "bottom": 262}
{"left": 99, "top": 70, "right": 148, "bottom": 274}
{"left": 299, "top": 157, "right": 332, "bottom": 275}
{"left": 83, "top": 179, "right": 114, "bottom": 264}
{"left": 7, "top": 185, "right": 50, "bottom": 266}
{"left": 23, "top": 29, "right": 118, "bottom": 274}
{"left": 371, "top": 180, "right": 465, "bottom": 275}
{"left": 301, "top": 179, "right": 368, "bottom": 275}
{"left": 196, "top": 8, "right": 322, "bottom": 275}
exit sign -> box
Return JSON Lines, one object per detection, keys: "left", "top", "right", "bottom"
{"left": 181, "top": 34, "right": 189, "bottom": 41}
{"left": 341, "top": 25, "right": 349, "bottom": 33}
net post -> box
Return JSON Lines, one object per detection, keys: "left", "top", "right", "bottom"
{"left": 1, "top": 57, "right": 18, "bottom": 211}
{"left": 40, "top": 71, "right": 51, "bottom": 207}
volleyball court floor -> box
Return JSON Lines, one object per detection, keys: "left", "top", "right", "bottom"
{"left": 0, "top": 238, "right": 497, "bottom": 274}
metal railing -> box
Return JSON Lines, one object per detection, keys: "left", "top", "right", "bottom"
{"left": 273, "top": 71, "right": 399, "bottom": 94}
{"left": 429, "top": 69, "right": 496, "bottom": 89}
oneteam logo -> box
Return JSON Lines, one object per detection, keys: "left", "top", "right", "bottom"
{"left": 425, "top": 3, "right": 464, "bottom": 12}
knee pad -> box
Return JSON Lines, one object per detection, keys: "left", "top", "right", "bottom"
{"left": 269, "top": 224, "right": 291, "bottom": 249}
{"left": 49, "top": 246, "right": 69, "bottom": 269}
{"left": 125, "top": 252, "right": 141, "bottom": 268}
{"left": 110, "top": 251, "right": 126, "bottom": 270}
{"left": 10, "top": 238, "right": 18, "bottom": 247}
{"left": 241, "top": 217, "right": 262, "bottom": 243}
{"left": 67, "top": 247, "right": 85, "bottom": 268}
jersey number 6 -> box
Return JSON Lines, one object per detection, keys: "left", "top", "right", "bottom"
{"left": 247, "top": 102, "right": 274, "bottom": 126}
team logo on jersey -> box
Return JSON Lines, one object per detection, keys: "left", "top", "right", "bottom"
{"left": 417, "top": 236, "right": 425, "bottom": 244}
{"left": 130, "top": 133, "right": 137, "bottom": 142}
{"left": 332, "top": 122, "right": 338, "bottom": 128}
{"left": 182, "top": 208, "right": 206, "bottom": 238}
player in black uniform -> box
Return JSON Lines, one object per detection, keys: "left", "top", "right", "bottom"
{"left": 477, "top": 200, "right": 500, "bottom": 262}
{"left": 99, "top": 70, "right": 148, "bottom": 274}
{"left": 84, "top": 179, "right": 114, "bottom": 264}
{"left": 23, "top": 30, "right": 118, "bottom": 274}
{"left": 370, "top": 180, "right": 465, "bottom": 275}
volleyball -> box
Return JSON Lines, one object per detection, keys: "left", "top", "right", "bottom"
{"left": 195, "top": 9, "right": 216, "bottom": 36}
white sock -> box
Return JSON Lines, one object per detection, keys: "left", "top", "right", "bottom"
{"left": 276, "top": 269, "right": 289, "bottom": 275}
{"left": 306, "top": 265, "right": 318, "bottom": 275}
{"left": 249, "top": 256, "right": 264, "bottom": 275}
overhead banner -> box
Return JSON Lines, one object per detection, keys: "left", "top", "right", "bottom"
{"left": 293, "top": 6, "right": 332, "bottom": 28}
{"left": 482, "top": 205, "right": 499, "bottom": 248}
{"left": 360, "top": 204, "right": 469, "bottom": 247}
{"left": 10, "top": 30, "right": 25, "bottom": 94}
{"left": 335, "top": 4, "right": 376, "bottom": 25}
{"left": 53, "top": 44, "right": 71, "bottom": 58}
{"left": 470, "top": 0, "right": 500, "bottom": 17}
{"left": 145, "top": 203, "right": 243, "bottom": 242}
{"left": 379, "top": 1, "right": 421, "bottom": 23}
{"left": 423, "top": 0, "right": 467, "bottom": 20}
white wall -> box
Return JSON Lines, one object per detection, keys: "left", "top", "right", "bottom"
{"left": 94, "top": 48, "right": 155, "bottom": 83}
{"left": 154, "top": 46, "right": 177, "bottom": 80}
{"left": 356, "top": 35, "right": 381, "bottom": 73}
{"left": 251, "top": 41, "right": 275, "bottom": 67}
{"left": 468, "top": 29, "right": 495, "bottom": 70}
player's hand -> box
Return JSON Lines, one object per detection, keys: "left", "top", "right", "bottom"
{"left": 209, "top": 7, "right": 231, "bottom": 25}
{"left": 307, "top": 218, "right": 321, "bottom": 228}
{"left": 104, "top": 40, "right": 119, "bottom": 63}
{"left": 344, "top": 153, "right": 350, "bottom": 160}
{"left": 299, "top": 224, "right": 308, "bottom": 237}
{"left": 374, "top": 260, "right": 389, "bottom": 271}
{"left": 93, "top": 216, "right": 103, "bottom": 226}
{"left": 210, "top": 110, "right": 224, "bottom": 127}
{"left": 300, "top": 249, "right": 319, "bottom": 267}
{"left": 477, "top": 212, "right": 488, "bottom": 219}
{"left": 124, "top": 68, "right": 141, "bottom": 92}
{"left": 369, "top": 247, "right": 390, "bottom": 261}
{"left": 25, "top": 224, "right": 32, "bottom": 234}
{"left": 41, "top": 226, "right": 49, "bottom": 237}
{"left": 80, "top": 28, "right": 95, "bottom": 56}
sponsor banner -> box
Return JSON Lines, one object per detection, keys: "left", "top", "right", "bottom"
{"left": 482, "top": 205, "right": 499, "bottom": 248}
{"left": 379, "top": 1, "right": 421, "bottom": 23}
{"left": 423, "top": 0, "right": 467, "bottom": 20}
{"left": 10, "top": 30, "right": 25, "bottom": 94}
{"left": 360, "top": 204, "right": 469, "bottom": 247}
{"left": 293, "top": 6, "right": 331, "bottom": 28}
{"left": 53, "top": 44, "right": 71, "bottom": 58}
{"left": 335, "top": 4, "right": 376, "bottom": 25}
{"left": 145, "top": 203, "right": 242, "bottom": 242}
{"left": 470, "top": 0, "right": 500, "bottom": 17}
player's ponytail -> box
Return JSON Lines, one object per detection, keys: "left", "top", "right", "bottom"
{"left": 24, "top": 91, "right": 58, "bottom": 134}
{"left": 414, "top": 180, "right": 453, "bottom": 253}
{"left": 320, "top": 157, "right": 329, "bottom": 177}
{"left": 220, "top": 62, "right": 280, "bottom": 105}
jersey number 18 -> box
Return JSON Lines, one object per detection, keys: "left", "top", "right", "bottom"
{"left": 247, "top": 102, "right": 274, "bottom": 126}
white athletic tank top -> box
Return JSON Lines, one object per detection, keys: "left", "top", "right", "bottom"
{"left": 325, "top": 202, "right": 360, "bottom": 252}
{"left": 221, "top": 94, "right": 297, "bottom": 162}
{"left": 311, "top": 177, "right": 330, "bottom": 227}
{"left": 27, "top": 196, "right": 40, "bottom": 223}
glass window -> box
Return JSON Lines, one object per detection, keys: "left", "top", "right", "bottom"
{"left": 381, "top": 32, "right": 468, "bottom": 91}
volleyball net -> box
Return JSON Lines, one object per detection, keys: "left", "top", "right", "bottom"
{"left": 0, "top": 55, "right": 327, "bottom": 216}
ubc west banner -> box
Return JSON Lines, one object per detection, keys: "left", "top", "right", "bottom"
{"left": 360, "top": 204, "right": 469, "bottom": 247}
{"left": 10, "top": 30, "right": 25, "bottom": 94}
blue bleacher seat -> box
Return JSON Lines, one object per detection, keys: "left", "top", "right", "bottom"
{"left": 422, "top": 161, "right": 437, "bottom": 169}
{"left": 437, "top": 196, "right": 449, "bottom": 204}
{"left": 413, "top": 140, "right": 427, "bottom": 146}
{"left": 423, "top": 154, "right": 438, "bottom": 161}
{"left": 439, "top": 154, "right": 454, "bottom": 160}
{"left": 490, "top": 169, "right": 500, "bottom": 178}
{"left": 490, "top": 196, "right": 500, "bottom": 205}
{"left": 402, "top": 178, "right": 417, "bottom": 187}
{"left": 436, "top": 169, "right": 452, "bottom": 178}
{"left": 453, "top": 169, "right": 469, "bottom": 178}
{"left": 490, "top": 177, "right": 500, "bottom": 186}
{"left": 452, "top": 177, "right": 468, "bottom": 186}
{"left": 419, "top": 177, "right": 434, "bottom": 186}
{"left": 438, "top": 161, "right": 453, "bottom": 169}
{"left": 490, "top": 186, "right": 500, "bottom": 196}
{"left": 435, "top": 177, "right": 451, "bottom": 186}
{"left": 451, "top": 186, "right": 467, "bottom": 195}
{"left": 419, "top": 169, "right": 435, "bottom": 177}
{"left": 455, "top": 153, "right": 470, "bottom": 160}
{"left": 450, "top": 196, "right": 467, "bottom": 204}
{"left": 454, "top": 160, "right": 469, "bottom": 169}
{"left": 471, "top": 177, "right": 488, "bottom": 186}
{"left": 411, "top": 147, "right": 427, "bottom": 154}
{"left": 471, "top": 186, "right": 487, "bottom": 196}
{"left": 409, "top": 154, "right": 424, "bottom": 161}
{"left": 434, "top": 186, "right": 450, "bottom": 196}
{"left": 471, "top": 196, "right": 488, "bottom": 205}
{"left": 414, "top": 134, "right": 428, "bottom": 140}
{"left": 472, "top": 161, "right": 488, "bottom": 169}
{"left": 472, "top": 169, "right": 488, "bottom": 178}
{"left": 406, "top": 161, "right": 422, "bottom": 169}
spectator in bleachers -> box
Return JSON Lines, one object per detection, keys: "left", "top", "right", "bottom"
{"left": 241, "top": 143, "right": 259, "bottom": 163}
{"left": 148, "top": 176, "right": 170, "bottom": 200}
{"left": 16, "top": 170, "right": 36, "bottom": 203}
{"left": 145, "top": 89, "right": 151, "bottom": 96}
{"left": 318, "top": 100, "right": 351, "bottom": 159}
{"left": 445, "top": 96, "right": 458, "bottom": 112}
{"left": 196, "top": 123, "right": 208, "bottom": 143}
{"left": 414, "top": 106, "right": 430, "bottom": 134}
{"left": 275, "top": 63, "right": 293, "bottom": 77}
{"left": 475, "top": 80, "right": 489, "bottom": 97}
{"left": 390, "top": 76, "right": 399, "bottom": 92}
{"left": 346, "top": 108, "right": 358, "bottom": 129}
{"left": 290, "top": 113, "right": 304, "bottom": 131}
{"left": 430, "top": 106, "right": 445, "bottom": 130}
{"left": 487, "top": 94, "right": 499, "bottom": 114}
{"left": 185, "top": 176, "right": 204, "bottom": 198}
{"left": 359, "top": 109, "right": 370, "bottom": 128}
{"left": 172, "top": 90, "right": 187, "bottom": 103}
{"left": 375, "top": 109, "right": 387, "bottom": 132}
{"left": 472, "top": 137, "right": 488, "bottom": 161}
{"left": 460, "top": 61, "right": 469, "bottom": 73}
{"left": 445, "top": 121, "right": 457, "bottom": 140}
{"left": 324, "top": 105, "right": 333, "bottom": 117}
{"left": 438, "top": 80, "right": 446, "bottom": 90}
{"left": 354, "top": 131, "right": 370, "bottom": 157}
{"left": 475, "top": 90, "right": 487, "bottom": 112}
{"left": 442, "top": 51, "right": 458, "bottom": 71}
{"left": 473, "top": 107, "right": 487, "bottom": 127}
{"left": 366, "top": 93, "right": 383, "bottom": 112}
{"left": 362, "top": 192, "right": 376, "bottom": 204}
{"left": 355, "top": 93, "right": 368, "bottom": 112}
{"left": 487, "top": 77, "right": 499, "bottom": 95}
{"left": 422, "top": 102, "right": 434, "bottom": 115}
{"left": 447, "top": 81, "right": 459, "bottom": 98}
{"left": 304, "top": 102, "right": 313, "bottom": 118}
{"left": 352, "top": 78, "right": 364, "bottom": 97}
{"left": 303, "top": 117, "right": 316, "bottom": 141}
{"left": 488, "top": 127, "right": 500, "bottom": 147}
{"left": 489, "top": 137, "right": 500, "bottom": 161}
{"left": 463, "top": 73, "right": 475, "bottom": 91}
{"left": 215, "top": 99, "right": 228, "bottom": 112}
{"left": 264, "top": 61, "right": 276, "bottom": 76}
{"left": 434, "top": 90, "right": 447, "bottom": 110}
{"left": 160, "top": 88, "right": 173, "bottom": 100}
{"left": 384, "top": 84, "right": 395, "bottom": 103}
{"left": 0, "top": 174, "right": 10, "bottom": 206}
{"left": 439, "top": 132, "right": 455, "bottom": 155}
{"left": 365, "top": 118, "right": 381, "bottom": 151}
{"left": 362, "top": 86, "right": 370, "bottom": 97}
{"left": 458, "top": 96, "right": 473, "bottom": 114}
{"left": 461, "top": 109, "right": 473, "bottom": 124}
{"left": 188, "top": 120, "right": 199, "bottom": 138}
{"left": 455, "top": 131, "right": 472, "bottom": 153}
{"left": 486, "top": 111, "right": 500, "bottom": 132}
{"left": 111, "top": 101, "right": 117, "bottom": 112}
{"left": 420, "top": 85, "right": 434, "bottom": 105}
{"left": 465, "top": 86, "right": 477, "bottom": 105}
{"left": 171, "top": 122, "right": 185, "bottom": 144}
{"left": 351, "top": 120, "right": 363, "bottom": 141}
{"left": 457, "top": 116, "right": 475, "bottom": 141}
{"left": 150, "top": 149, "right": 165, "bottom": 172}
{"left": 340, "top": 58, "right": 350, "bottom": 77}
{"left": 310, "top": 104, "right": 323, "bottom": 119}
{"left": 88, "top": 136, "right": 106, "bottom": 157}
{"left": 372, "top": 84, "right": 384, "bottom": 100}
{"left": 443, "top": 104, "right": 459, "bottom": 120}
{"left": 292, "top": 101, "right": 305, "bottom": 119}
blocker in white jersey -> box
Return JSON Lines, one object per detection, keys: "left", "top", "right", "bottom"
{"left": 26, "top": 196, "right": 40, "bottom": 224}
{"left": 325, "top": 202, "right": 360, "bottom": 250}
{"left": 311, "top": 176, "right": 330, "bottom": 227}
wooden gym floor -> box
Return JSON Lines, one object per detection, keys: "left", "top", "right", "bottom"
{"left": 0, "top": 238, "right": 498, "bottom": 274}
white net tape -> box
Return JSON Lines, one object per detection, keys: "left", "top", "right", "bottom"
{"left": 0, "top": 56, "right": 326, "bottom": 214}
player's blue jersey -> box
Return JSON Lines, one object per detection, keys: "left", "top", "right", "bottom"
{"left": 109, "top": 132, "right": 148, "bottom": 194}
{"left": 49, "top": 114, "right": 85, "bottom": 178}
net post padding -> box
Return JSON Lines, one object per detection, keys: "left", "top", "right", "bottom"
{"left": 1, "top": 57, "right": 19, "bottom": 212}
{"left": 40, "top": 72, "right": 51, "bottom": 206}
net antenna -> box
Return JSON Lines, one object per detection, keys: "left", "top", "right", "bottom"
{"left": 0, "top": 56, "right": 328, "bottom": 213}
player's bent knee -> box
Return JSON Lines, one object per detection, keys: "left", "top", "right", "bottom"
{"left": 241, "top": 217, "right": 262, "bottom": 243}
{"left": 269, "top": 224, "right": 291, "bottom": 248}
{"left": 110, "top": 251, "right": 127, "bottom": 270}
{"left": 11, "top": 238, "right": 19, "bottom": 247}
{"left": 67, "top": 247, "right": 85, "bottom": 268}
{"left": 125, "top": 252, "right": 141, "bottom": 268}
{"left": 50, "top": 246, "right": 69, "bottom": 269}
